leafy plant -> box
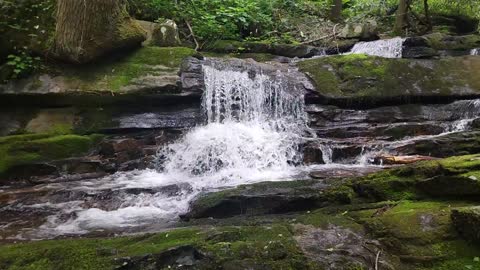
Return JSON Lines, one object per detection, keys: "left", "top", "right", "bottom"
{"left": 4, "top": 52, "right": 40, "bottom": 81}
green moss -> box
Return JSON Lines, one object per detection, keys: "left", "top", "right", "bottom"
{"left": 50, "top": 46, "right": 196, "bottom": 92}
{"left": 0, "top": 228, "right": 203, "bottom": 270}
{"left": 0, "top": 225, "right": 317, "bottom": 270}
{"left": 297, "top": 54, "right": 480, "bottom": 99}
{"left": 0, "top": 133, "right": 102, "bottom": 176}
{"left": 348, "top": 200, "right": 480, "bottom": 270}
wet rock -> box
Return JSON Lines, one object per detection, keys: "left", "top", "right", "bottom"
{"left": 299, "top": 55, "right": 480, "bottom": 106}
{"left": 451, "top": 206, "right": 480, "bottom": 243}
{"left": 180, "top": 57, "right": 205, "bottom": 93}
{"left": 324, "top": 39, "right": 359, "bottom": 55}
{"left": 402, "top": 46, "right": 439, "bottom": 59}
{"left": 417, "top": 175, "right": 480, "bottom": 197}
{"left": 183, "top": 180, "right": 331, "bottom": 220}
{"left": 400, "top": 131, "right": 480, "bottom": 158}
{"left": 115, "top": 245, "right": 211, "bottom": 270}
{"left": 423, "top": 32, "right": 480, "bottom": 51}
{"left": 3, "top": 163, "right": 59, "bottom": 183}
{"left": 294, "top": 224, "right": 392, "bottom": 270}
{"left": 151, "top": 19, "right": 181, "bottom": 47}
{"left": 270, "top": 44, "right": 325, "bottom": 58}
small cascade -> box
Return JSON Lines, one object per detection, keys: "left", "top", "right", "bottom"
{"left": 27, "top": 58, "right": 310, "bottom": 239}
{"left": 349, "top": 37, "right": 404, "bottom": 58}
{"left": 471, "top": 48, "right": 480, "bottom": 55}
{"left": 158, "top": 60, "right": 308, "bottom": 182}
{"left": 319, "top": 144, "right": 333, "bottom": 164}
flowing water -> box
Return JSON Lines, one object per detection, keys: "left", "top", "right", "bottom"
{"left": 472, "top": 48, "right": 480, "bottom": 55}
{"left": 349, "top": 37, "right": 404, "bottom": 58}
{"left": 7, "top": 59, "right": 310, "bottom": 239}
{"left": 314, "top": 99, "right": 480, "bottom": 165}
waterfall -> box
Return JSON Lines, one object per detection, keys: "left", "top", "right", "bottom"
{"left": 158, "top": 61, "right": 307, "bottom": 183}
{"left": 349, "top": 37, "right": 404, "bottom": 58}
{"left": 472, "top": 48, "right": 480, "bottom": 55}
{"left": 32, "top": 59, "right": 309, "bottom": 238}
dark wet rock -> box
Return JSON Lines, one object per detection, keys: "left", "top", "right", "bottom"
{"left": 4, "top": 163, "right": 59, "bottom": 183}
{"left": 294, "top": 224, "right": 392, "bottom": 270}
{"left": 451, "top": 206, "right": 480, "bottom": 243}
{"left": 402, "top": 46, "right": 439, "bottom": 59}
{"left": 270, "top": 44, "right": 325, "bottom": 58}
{"left": 324, "top": 39, "right": 359, "bottom": 55}
{"left": 206, "top": 40, "right": 325, "bottom": 58}
{"left": 417, "top": 175, "right": 480, "bottom": 197}
{"left": 114, "top": 245, "right": 211, "bottom": 270}
{"left": 398, "top": 131, "right": 480, "bottom": 158}
{"left": 182, "top": 180, "right": 340, "bottom": 220}
{"left": 180, "top": 56, "right": 205, "bottom": 93}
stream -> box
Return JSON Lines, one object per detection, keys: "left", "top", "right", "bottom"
{"left": 1, "top": 39, "right": 480, "bottom": 241}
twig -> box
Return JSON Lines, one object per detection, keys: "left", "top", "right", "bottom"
{"left": 375, "top": 250, "right": 381, "bottom": 270}
{"left": 301, "top": 23, "right": 339, "bottom": 45}
{"left": 185, "top": 20, "right": 200, "bottom": 51}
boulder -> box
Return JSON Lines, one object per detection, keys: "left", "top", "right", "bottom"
{"left": 181, "top": 180, "right": 335, "bottom": 220}
{"left": 339, "top": 20, "right": 378, "bottom": 41}
{"left": 423, "top": 33, "right": 480, "bottom": 51}
{"left": 151, "top": 19, "right": 182, "bottom": 47}
{"left": 451, "top": 207, "right": 480, "bottom": 243}
{"left": 298, "top": 54, "right": 480, "bottom": 105}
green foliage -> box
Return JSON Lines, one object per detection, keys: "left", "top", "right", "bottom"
{"left": 0, "top": 0, "right": 55, "bottom": 81}
{"left": 5, "top": 52, "right": 41, "bottom": 80}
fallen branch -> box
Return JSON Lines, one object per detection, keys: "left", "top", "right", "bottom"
{"left": 301, "top": 23, "right": 339, "bottom": 45}
{"left": 375, "top": 250, "right": 381, "bottom": 270}
{"left": 185, "top": 20, "right": 200, "bottom": 51}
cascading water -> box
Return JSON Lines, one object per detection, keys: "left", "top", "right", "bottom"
{"left": 349, "top": 37, "right": 404, "bottom": 58}
{"left": 24, "top": 59, "right": 309, "bottom": 239}
{"left": 472, "top": 48, "right": 480, "bottom": 55}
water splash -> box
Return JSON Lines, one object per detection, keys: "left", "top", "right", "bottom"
{"left": 349, "top": 37, "right": 404, "bottom": 58}
{"left": 471, "top": 48, "right": 480, "bottom": 55}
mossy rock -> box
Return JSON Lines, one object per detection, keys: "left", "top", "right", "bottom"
{"left": 452, "top": 206, "right": 480, "bottom": 244}
{"left": 350, "top": 201, "right": 480, "bottom": 270}
{"left": 423, "top": 33, "right": 480, "bottom": 50}
{"left": 0, "top": 225, "right": 318, "bottom": 270}
{"left": 297, "top": 54, "right": 480, "bottom": 103}
{"left": 352, "top": 154, "right": 480, "bottom": 201}
{"left": 0, "top": 133, "right": 103, "bottom": 178}
{"left": 0, "top": 47, "right": 197, "bottom": 94}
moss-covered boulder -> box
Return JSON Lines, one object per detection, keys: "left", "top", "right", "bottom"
{"left": 452, "top": 206, "right": 480, "bottom": 243}
{"left": 423, "top": 33, "right": 480, "bottom": 51}
{"left": 0, "top": 47, "right": 199, "bottom": 106}
{"left": 297, "top": 54, "right": 480, "bottom": 104}
{"left": 0, "top": 133, "right": 102, "bottom": 181}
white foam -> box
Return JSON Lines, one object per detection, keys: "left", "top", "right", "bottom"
{"left": 349, "top": 37, "right": 405, "bottom": 58}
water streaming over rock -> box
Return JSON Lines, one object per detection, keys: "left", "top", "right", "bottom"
{"left": 472, "top": 48, "right": 480, "bottom": 55}
{"left": 22, "top": 59, "right": 310, "bottom": 239}
{"left": 349, "top": 37, "right": 405, "bottom": 58}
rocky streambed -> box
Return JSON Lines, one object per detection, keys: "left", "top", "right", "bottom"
{"left": 2, "top": 46, "right": 480, "bottom": 269}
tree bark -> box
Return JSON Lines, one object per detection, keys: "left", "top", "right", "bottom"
{"left": 394, "top": 0, "right": 409, "bottom": 34}
{"left": 52, "top": 0, "right": 146, "bottom": 63}
{"left": 330, "top": 0, "right": 343, "bottom": 22}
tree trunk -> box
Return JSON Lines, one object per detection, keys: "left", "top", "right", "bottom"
{"left": 52, "top": 0, "right": 146, "bottom": 63}
{"left": 394, "top": 0, "right": 409, "bottom": 34}
{"left": 423, "top": 0, "right": 432, "bottom": 31}
{"left": 330, "top": 0, "right": 343, "bottom": 22}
